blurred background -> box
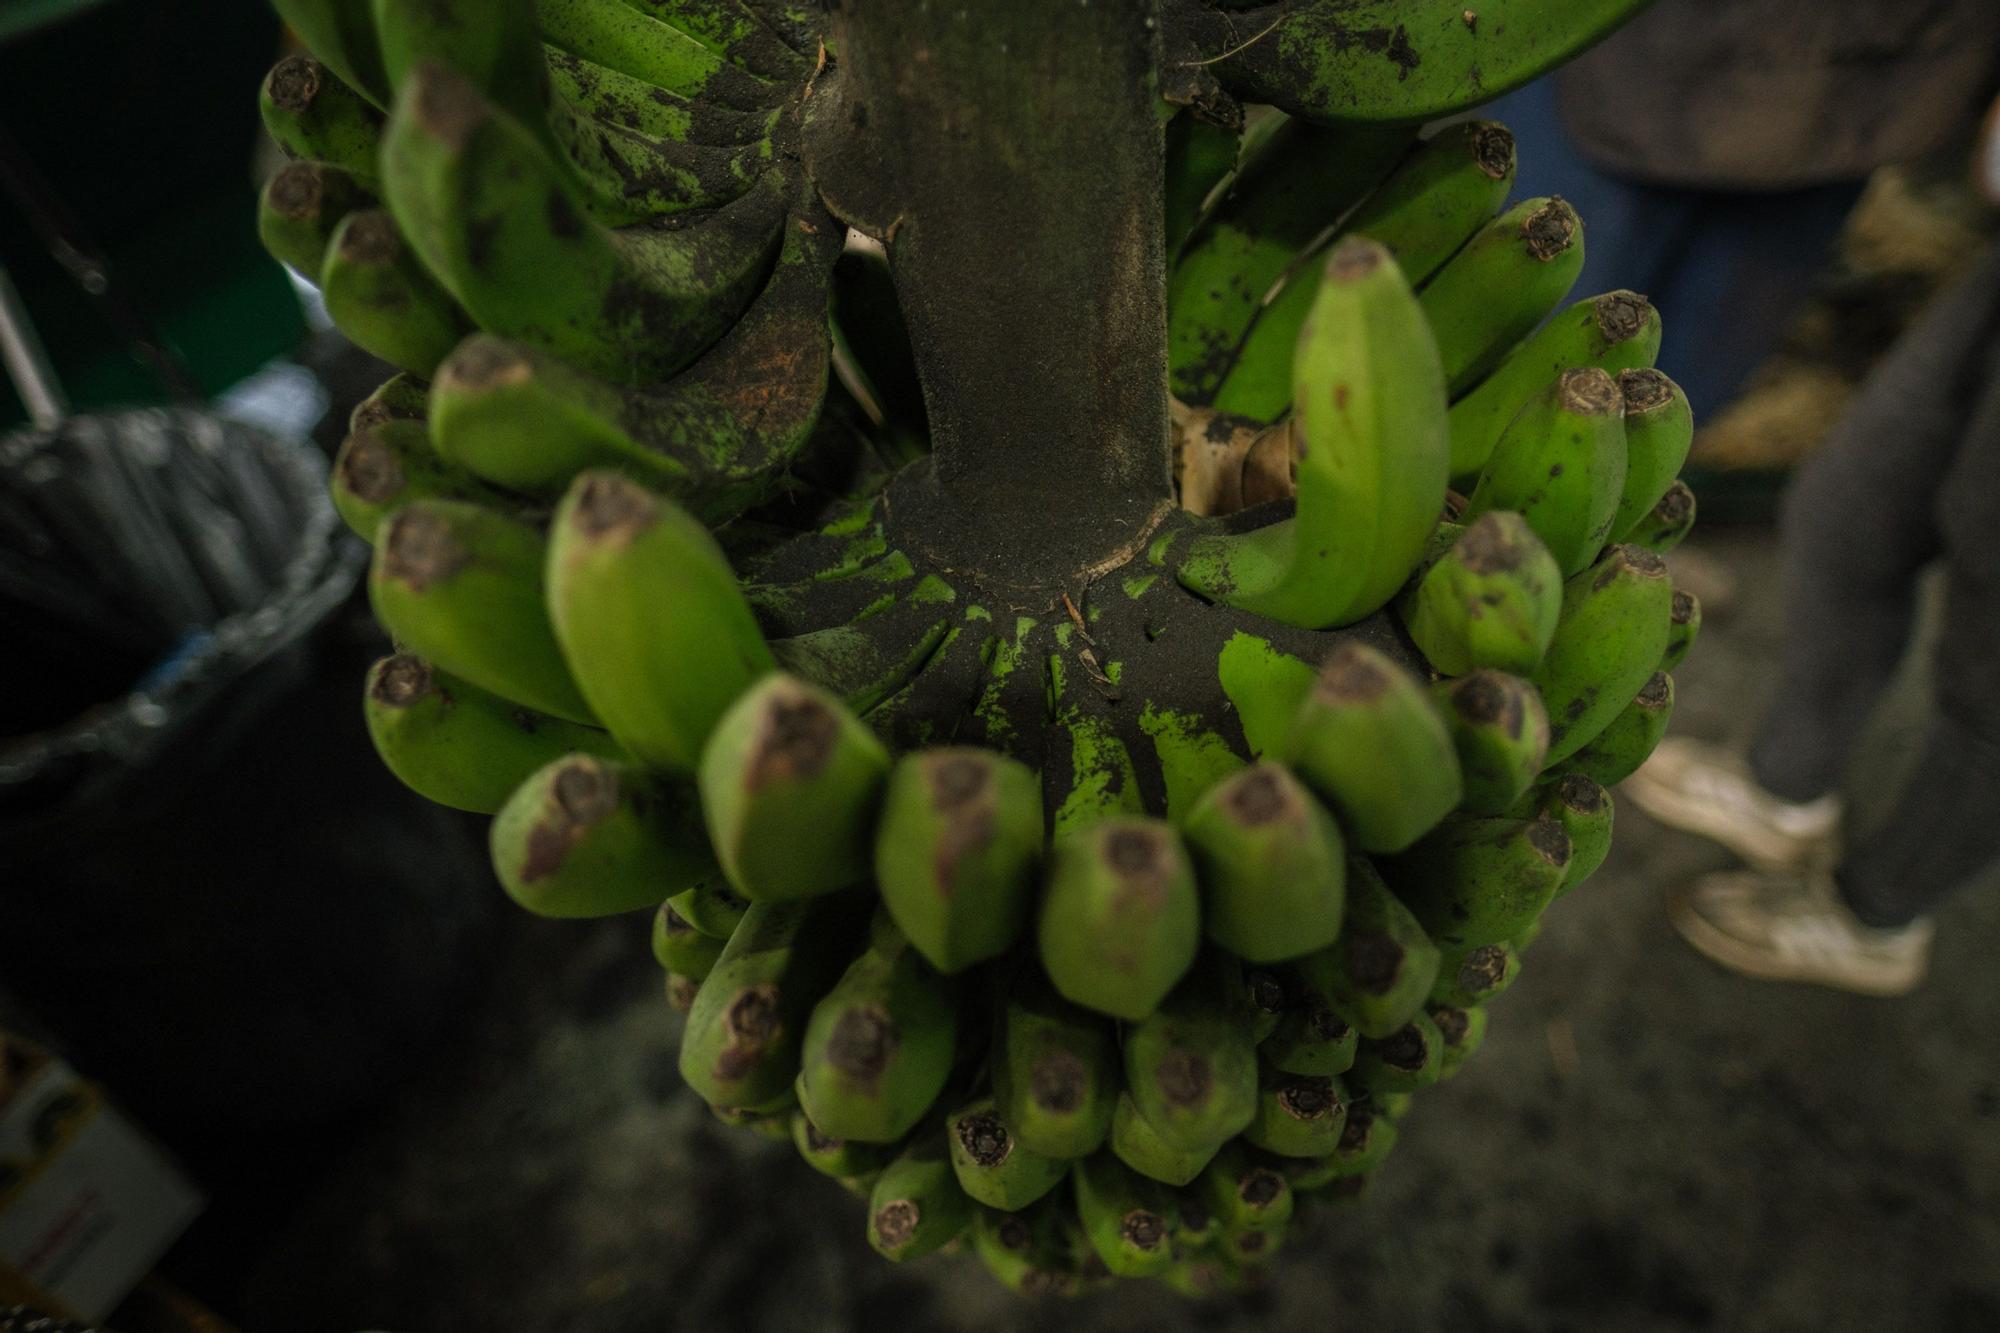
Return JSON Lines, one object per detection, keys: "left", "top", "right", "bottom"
{"left": 1, "top": 1, "right": 1997, "bottom": 1330}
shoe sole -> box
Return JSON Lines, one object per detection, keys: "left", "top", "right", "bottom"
{"left": 1620, "top": 768, "right": 1831, "bottom": 875}
{"left": 1665, "top": 886, "right": 1924, "bottom": 998}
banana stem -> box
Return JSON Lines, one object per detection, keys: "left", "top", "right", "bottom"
{"left": 805, "top": 0, "right": 1174, "bottom": 581}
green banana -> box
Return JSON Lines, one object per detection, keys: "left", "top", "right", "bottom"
{"left": 1037, "top": 817, "right": 1200, "bottom": 1021}
{"left": 668, "top": 879, "right": 749, "bottom": 939}
{"left": 1348, "top": 1010, "right": 1443, "bottom": 1093}
{"left": 1431, "top": 671, "right": 1551, "bottom": 816}
{"left": 1258, "top": 963, "right": 1357, "bottom": 1077}
{"left": 331, "top": 419, "right": 508, "bottom": 543}
{"left": 261, "top": 55, "right": 383, "bottom": 184}
{"left": 874, "top": 748, "right": 1043, "bottom": 975}
{"left": 1447, "top": 292, "right": 1659, "bottom": 480}
{"left": 1318, "top": 1091, "right": 1398, "bottom": 1179}
{"left": 1178, "top": 236, "right": 1449, "bottom": 629}
{"left": 1215, "top": 631, "right": 1319, "bottom": 759}
{"left": 270, "top": 0, "right": 390, "bottom": 107}
{"left": 1386, "top": 815, "right": 1572, "bottom": 949}
{"left": 1283, "top": 642, "right": 1462, "bottom": 854}
{"left": 1431, "top": 1004, "right": 1488, "bottom": 1080}
{"left": 1202, "top": 0, "right": 1653, "bottom": 126}
{"left": 381, "top": 63, "right": 786, "bottom": 382}
{"left": 665, "top": 971, "right": 700, "bottom": 1012}
{"left": 1418, "top": 197, "right": 1585, "bottom": 396}
{"left": 1609, "top": 369, "right": 1694, "bottom": 540}
{"left": 1163, "top": 110, "right": 1239, "bottom": 261}
{"left": 949, "top": 1096, "right": 1071, "bottom": 1210}
{"left": 1532, "top": 544, "right": 1674, "bottom": 764}
{"left": 362, "top": 652, "right": 620, "bottom": 813}
{"left": 350, "top": 370, "right": 429, "bottom": 433}
{"left": 1168, "top": 120, "right": 1412, "bottom": 403}
{"left": 1242, "top": 1070, "right": 1346, "bottom": 1158}
{"left": 542, "top": 47, "right": 773, "bottom": 149}
{"left": 1396, "top": 511, "right": 1563, "bottom": 677}
{"left": 1533, "top": 773, "right": 1614, "bottom": 897}
{"left": 368, "top": 500, "right": 593, "bottom": 721}
{"left": 971, "top": 1203, "right": 1074, "bottom": 1297}
{"left": 652, "top": 899, "right": 725, "bottom": 979}
{"left": 698, "top": 672, "right": 891, "bottom": 900}
{"left": 1305, "top": 855, "right": 1439, "bottom": 1039}
{"left": 1569, "top": 672, "right": 1676, "bottom": 787}
{"left": 992, "top": 970, "right": 1120, "bottom": 1160}
{"left": 1663, "top": 588, "right": 1701, "bottom": 673}
{"left": 1109, "top": 1092, "right": 1218, "bottom": 1187}
{"left": 1181, "top": 761, "right": 1346, "bottom": 964}
{"left": 1428, "top": 941, "right": 1522, "bottom": 1008}
{"left": 796, "top": 914, "right": 957, "bottom": 1143}
{"left": 320, "top": 208, "right": 470, "bottom": 376}
{"left": 1196, "top": 1141, "right": 1292, "bottom": 1235}
{"left": 629, "top": 0, "right": 813, "bottom": 82}
{"left": 1121, "top": 953, "right": 1259, "bottom": 1152}
{"left": 1242, "top": 966, "right": 1288, "bottom": 1044}
{"left": 678, "top": 892, "right": 870, "bottom": 1109}
{"left": 1461, "top": 367, "right": 1629, "bottom": 578}
{"left": 371, "top": 0, "right": 557, "bottom": 157}
{"left": 489, "top": 753, "right": 714, "bottom": 916}
{"left": 545, "top": 91, "right": 775, "bottom": 226}
{"left": 1072, "top": 1153, "right": 1174, "bottom": 1278}
{"left": 533, "top": 0, "right": 775, "bottom": 107}
{"left": 792, "top": 1109, "right": 895, "bottom": 1181}
{"left": 1209, "top": 121, "right": 1517, "bottom": 424}
{"left": 1622, "top": 479, "right": 1697, "bottom": 554}
{"left": 869, "top": 1131, "right": 975, "bottom": 1262}
{"left": 546, "top": 471, "right": 775, "bottom": 772}
{"left": 257, "top": 161, "right": 375, "bottom": 277}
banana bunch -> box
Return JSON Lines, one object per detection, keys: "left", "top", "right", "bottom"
{"left": 260, "top": 0, "right": 1681, "bottom": 1298}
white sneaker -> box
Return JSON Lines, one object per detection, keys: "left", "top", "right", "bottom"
{"left": 1668, "top": 869, "right": 1932, "bottom": 997}
{"left": 1620, "top": 737, "right": 1842, "bottom": 873}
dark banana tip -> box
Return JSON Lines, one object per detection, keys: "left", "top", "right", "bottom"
{"left": 1313, "top": 643, "right": 1392, "bottom": 703}
{"left": 1237, "top": 1167, "right": 1285, "bottom": 1208}
{"left": 1597, "top": 543, "right": 1668, "bottom": 585}
{"left": 369, "top": 653, "right": 435, "bottom": 708}
{"left": 1449, "top": 671, "right": 1523, "bottom": 734}
{"left": 381, "top": 506, "right": 468, "bottom": 588}
{"left": 1347, "top": 930, "right": 1406, "bottom": 997}
{"left": 1029, "top": 1049, "right": 1089, "bottom": 1114}
{"left": 802, "top": 1120, "right": 843, "bottom": 1154}
{"left": 1636, "top": 672, "right": 1673, "bottom": 709}
{"left": 750, "top": 688, "right": 838, "bottom": 789}
{"left": 1221, "top": 765, "right": 1299, "bottom": 828}
{"left": 266, "top": 54, "right": 321, "bottom": 111}
{"left": 1432, "top": 1007, "right": 1472, "bottom": 1046}
{"left": 955, "top": 1110, "right": 1012, "bottom": 1167}
{"left": 441, "top": 335, "right": 534, "bottom": 393}
{"left": 1372, "top": 1023, "right": 1432, "bottom": 1073}
{"left": 1595, "top": 291, "right": 1655, "bottom": 344}
{"left": 924, "top": 752, "right": 991, "bottom": 810}
{"left": 666, "top": 973, "right": 700, "bottom": 1011}
{"left": 996, "top": 1214, "right": 1034, "bottom": 1252}
{"left": 1246, "top": 968, "right": 1285, "bottom": 1016}
{"left": 1455, "top": 511, "right": 1531, "bottom": 574}
{"left": 1522, "top": 198, "right": 1579, "bottom": 261}
{"left": 569, "top": 471, "right": 659, "bottom": 540}
{"left": 337, "top": 210, "right": 404, "bottom": 265}
{"left": 338, "top": 428, "right": 405, "bottom": 503}
{"left": 1305, "top": 1001, "right": 1350, "bottom": 1041}
{"left": 1456, "top": 945, "right": 1508, "bottom": 993}
{"left": 1555, "top": 773, "right": 1607, "bottom": 815}
{"left": 408, "top": 59, "right": 491, "bottom": 149}
{"left": 1326, "top": 234, "right": 1387, "bottom": 281}
{"left": 521, "top": 759, "right": 620, "bottom": 881}
{"left": 1527, "top": 815, "right": 1572, "bottom": 868}
{"left": 1653, "top": 482, "right": 1695, "bottom": 525}
{"left": 714, "top": 985, "right": 781, "bottom": 1081}
{"left": 659, "top": 903, "right": 698, "bottom": 940}
{"left": 266, "top": 161, "right": 325, "bottom": 219}
{"left": 1155, "top": 1048, "right": 1214, "bottom": 1109}
{"left": 874, "top": 1200, "right": 921, "bottom": 1249}
{"left": 1277, "top": 1075, "right": 1340, "bottom": 1121}
{"left": 1671, "top": 589, "right": 1697, "bottom": 623}
{"left": 1558, "top": 366, "right": 1622, "bottom": 417}
{"left": 1618, "top": 366, "right": 1675, "bottom": 413}
{"left": 1100, "top": 823, "right": 1172, "bottom": 880}
{"left": 1120, "top": 1208, "right": 1168, "bottom": 1251}
{"left": 826, "top": 1005, "right": 896, "bottom": 1080}
{"left": 1470, "top": 122, "right": 1515, "bottom": 179}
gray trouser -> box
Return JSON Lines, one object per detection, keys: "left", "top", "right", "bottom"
{"left": 1747, "top": 238, "right": 2000, "bottom": 928}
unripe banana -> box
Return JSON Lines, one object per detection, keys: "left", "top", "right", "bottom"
{"left": 1215, "top": 631, "right": 1319, "bottom": 759}
{"left": 665, "top": 971, "right": 700, "bottom": 1012}
{"left": 1432, "top": 671, "right": 1551, "bottom": 816}
{"left": 874, "top": 748, "right": 1043, "bottom": 974}
{"left": 1178, "top": 237, "right": 1449, "bottom": 629}
{"left": 1386, "top": 814, "right": 1572, "bottom": 949}
{"left": 1121, "top": 953, "right": 1259, "bottom": 1152}
{"left": 652, "top": 900, "right": 724, "bottom": 980}
{"left": 1320, "top": 1091, "right": 1399, "bottom": 1179}
{"left": 698, "top": 673, "right": 891, "bottom": 900}
{"left": 1447, "top": 291, "right": 1659, "bottom": 479}
{"left": 792, "top": 1109, "right": 895, "bottom": 1181}
{"left": 350, "top": 370, "right": 428, "bottom": 433}
{"left": 1609, "top": 369, "right": 1694, "bottom": 540}
{"left": 992, "top": 971, "right": 1121, "bottom": 1160}
{"left": 1284, "top": 642, "right": 1461, "bottom": 854}
{"left": 678, "top": 892, "right": 871, "bottom": 1110}
{"left": 668, "top": 879, "right": 749, "bottom": 940}
{"left": 371, "top": 0, "right": 555, "bottom": 156}
{"left": 1622, "top": 480, "right": 1696, "bottom": 554}
{"left": 369, "top": 500, "right": 593, "bottom": 721}
{"left": 1428, "top": 941, "right": 1522, "bottom": 1008}
{"left": 1568, "top": 671, "right": 1676, "bottom": 787}
{"left": 490, "top": 753, "right": 714, "bottom": 916}
{"left": 1348, "top": 1010, "right": 1444, "bottom": 1093}
{"left": 1431, "top": 1004, "right": 1488, "bottom": 1080}
{"left": 1037, "top": 817, "right": 1200, "bottom": 1021}
{"left": 1209, "top": 121, "right": 1517, "bottom": 423}
{"left": 1109, "top": 1092, "right": 1219, "bottom": 1187}
{"left": 1258, "top": 964, "right": 1358, "bottom": 1077}
{"left": 869, "top": 1131, "right": 975, "bottom": 1262}
{"left": 1242, "top": 966, "right": 1288, "bottom": 1044}
{"left": 1418, "top": 197, "right": 1584, "bottom": 396}
{"left": 1462, "top": 367, "right": 1629, "bottom": 578}
{"left": 1168, "top": 120, "right": 1412, "bottom": 403}
{"left": 262, "top": 55, "right": 383, "bottom": 184}
{"left": 971, "top": 1203, "right": 1075, "bottom": 1297}
{"left": 1072, "top": 1152, "right": 1174, "bottom": 1278}
{"left": 1242, "top": 1069, "right": 1347, "bottom": 1158}
{"left": 1395, "top": 511, "right": 1563, "bottom": 676}
{"left": 947, "top": 1096, "right": 1070, "bottom": 1210}
{"left": 320, "top": 208, "right": 470, "bottom": 376}
{"left": 258, "top": 161, "right": 375, "bottom": 277}
{"left": 1301, "top": 855, "right": 1439, "bottom": 1039}
{"left": 547, "top": 471, "right": 775, "bottom": 773}
{"left": 1530, "top": 773, "right": 1615, "bottom": 897}
{"left": 363, "top": 653, "right": 619, "bottom": 814}
{"left": 1181, "top": 761, "right": 1346, "bottom": 963}
{"left": 1532, "top": 544, "right": 1674, "bottom": 764}
{"left": 532, "top": 0, "right": 774, "bottom": 106}
{"left": 270, "top": 0, "right": 390, "bottom": 107}
{"left": 332, "top": 419, "right": 510, "bottom": 543}
{"left": 796, "top": 915, "right": 957, "bottom": 1143}
{"left": 1662, "top": 588, "right": 1702, "bottom": 673}
{"left": 1196, "top": 1141, "right": 1292, "bottom": 1234}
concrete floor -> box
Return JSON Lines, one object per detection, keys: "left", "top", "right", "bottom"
{"left": 221, "top": 526, "right": 2000, "bottom": 1333}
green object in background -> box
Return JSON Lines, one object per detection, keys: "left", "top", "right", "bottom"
{"left": 0, "top": 0, "right": 304, "bottom": 428}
